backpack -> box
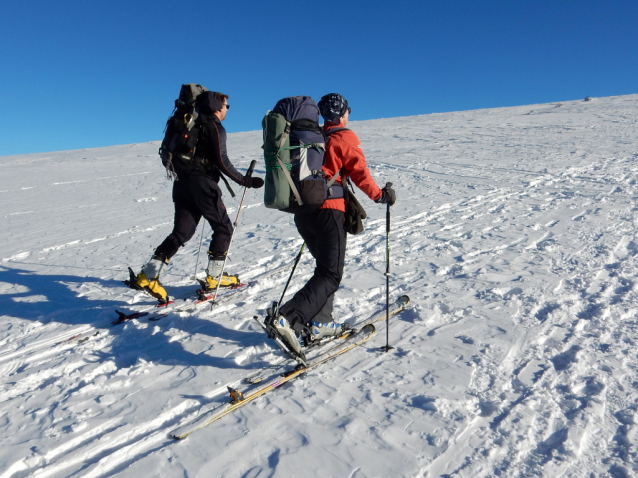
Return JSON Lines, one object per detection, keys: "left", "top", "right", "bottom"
{"left": 160, "top": 84, "right": 208, "bottom": 172}
{"left": 262, "top": 96, "right": 343, "bottom": 214}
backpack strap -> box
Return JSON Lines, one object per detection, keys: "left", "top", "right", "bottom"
{"left": 276, "top": 124, "right": 304, "bottom": 206}
{"left": 342, "top": 172, "right": 356, "bottom": 206}
{"left": 326, "top": 168, "right": 343, "bottom": 188}
{"left": 324, "top": 127, "right": 349, "bottom": 137}
{"left": 216, "top": 169, "right": 236, "bottom": 198}
{"left": 324, "top": 128, "right": 350, "bottom": 195}
{"left": 275, "top": 154, "right": 303, "bottom": 206}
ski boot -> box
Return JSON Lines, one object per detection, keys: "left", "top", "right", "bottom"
{"left": 203, "top": 273, "right": 240, "bottom": 290}
{"left": 307, "top": 320, "right": 348, "bottom": 343}
{"left": 199, "top": 255, "right": 239, "bottom": 291}
{"left": 271, "top": 314, "right": 304, "bottom": 355}
{"left": 263, "top": 302, "right": 306, "bottom": 362}
{"left": 125, "top": 256, "right": 169, "bottom": 303}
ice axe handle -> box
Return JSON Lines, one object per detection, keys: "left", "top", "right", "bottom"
{"left": 246, "top": 160, "right": 257, "bottom": 179}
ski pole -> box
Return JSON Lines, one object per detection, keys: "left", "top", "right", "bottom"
{"left": 212, "top": 160, "right": 257, "bottom": 302}
{"left": 383, "top": 182, "right": 394, "bottom": 353}
{"left": 277, "top": 242, "right": 306, "bottom": 313}
{"left": 191, "top": 222, "right": 207, "bottom": 280}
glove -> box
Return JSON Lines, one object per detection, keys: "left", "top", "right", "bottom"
{"left": 244, "top": 176, "right": 264, "bottom": 189}
{"left": 376, "top": 185, "right": 396, "bottom": 206}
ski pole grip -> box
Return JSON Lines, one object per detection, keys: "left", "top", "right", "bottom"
{"left": 385, "top": 182, "right": 393, "bottom": 188}
{"left": 246, "top": 160, "right": 257, "bottom": 179}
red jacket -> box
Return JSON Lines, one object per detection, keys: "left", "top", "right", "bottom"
{"left": 321, "top": 121, "right": 382, "bottom": 213}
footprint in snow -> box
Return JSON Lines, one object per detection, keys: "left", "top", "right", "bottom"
{"left": 535, "top": 302, "right": 560, "bottom": 323}
{"left": 410, "top": 395, "right": 437, "bottom": 412}
{"left": 550, "top": 345, "right": 580, "bottom": 371}
{"left": 455, "top": 335, "right": 474, "bottom": 345}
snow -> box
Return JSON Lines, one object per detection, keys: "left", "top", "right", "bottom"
{"left": 1, "top": 94, "right": 638, "bottom": 477}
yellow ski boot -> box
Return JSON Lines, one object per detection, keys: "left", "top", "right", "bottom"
{"left": 204, "top": 256, "right": 239, "bottom": 290}
{"left": 129, "top": 257, "right": 169, "bottom": 303}
{"left": 205, "top": 273, "right": 240, "bottom": 290}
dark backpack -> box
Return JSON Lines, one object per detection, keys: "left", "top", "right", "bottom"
{"left": 160, "top": 84, "right": 208, "bottom": 173}
{"left": 262, "top": 96, "right": 344, "bottom": 214}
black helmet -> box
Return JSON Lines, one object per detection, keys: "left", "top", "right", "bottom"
{"left": 318, "top": 93, "right": 350, "bottom": 122}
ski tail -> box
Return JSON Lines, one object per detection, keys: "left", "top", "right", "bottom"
{"left": 169, "top": 296, "right": 411, "bottom": 439}
{"left": 170, "top": 324, "right": 377, "bottom": 440}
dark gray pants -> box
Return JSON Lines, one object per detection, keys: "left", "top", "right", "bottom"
{"left": 280, "top": 209, "right": 346, "bottom": 333}
{"left": 154, "top": 175, "right": 233, "bottom": 261}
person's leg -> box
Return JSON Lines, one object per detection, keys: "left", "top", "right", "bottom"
{"left": 310, "top": 293, "right": 335, "bottom": 324}
{"left": 279, "top": 209, "right": 346, "bottom": 334}
{"left": 189, "top": 177, "right": 233, "bottom": 259}
{"left": 135, "top": 181, "right": 201, "bottom": 301}
{"left": 189, "top": 177, "right": 237, "bottom": 288}
{"left": 153, "top": 203, "right": 201, "bottom": 261}
{"left": 153, "top": 179, "right": 202, "bottom": 261}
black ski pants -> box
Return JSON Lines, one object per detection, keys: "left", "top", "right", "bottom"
{"left": 280, "top": 208, "right": 346, "bottom": 333}
{"left": 154, "top": 175, "right": 233, "bottom": 261}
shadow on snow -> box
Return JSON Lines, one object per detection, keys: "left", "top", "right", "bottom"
{"left": 0, "top": 264, "right": 266, "bottom": 371}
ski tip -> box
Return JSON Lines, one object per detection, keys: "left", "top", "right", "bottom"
{"left": 399, "top": 295, "right": 410, "bottom": 304}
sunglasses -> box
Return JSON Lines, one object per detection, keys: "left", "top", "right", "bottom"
{"left": 223, "top": 104, "right": 230, "bottom": 110}
{"left": 347, "top": 107, "right": 351, "bottom": 114}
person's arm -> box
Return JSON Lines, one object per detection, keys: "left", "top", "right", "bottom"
{"left": 210, "top": 122, "right": 246, "bottom": 185}
{"left": 340, "top": 131, "right": 383, "bottom": 202}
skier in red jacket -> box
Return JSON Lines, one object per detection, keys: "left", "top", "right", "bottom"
{"left": 273, "top": 93, "right": 396, "bottom": 354}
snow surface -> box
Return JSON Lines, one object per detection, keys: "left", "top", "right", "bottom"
{"left": 1, "top": 94, "right": 638, "bottom": 478}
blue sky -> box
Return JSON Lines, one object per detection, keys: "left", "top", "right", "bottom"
{"left": 1, "top": 0, "right": 637, "bottom": 156}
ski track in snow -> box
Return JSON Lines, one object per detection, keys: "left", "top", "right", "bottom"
{"left": 1, "top": 96, "right": 638, "bottom": 477}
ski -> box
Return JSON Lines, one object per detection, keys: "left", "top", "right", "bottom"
{"left": 170, "top": 295, "right": 410, "bottom": 439}
{"left": 55, "top": 262, "right": 293, "bottom": 348}
{"left": 244, "top": 295, "right": 410, "bottom": 384}
{"left": 55, "top": 329, "right": 102, "bottom": 346}
{"left": 112, "top": 260, "right": 295, "bottom": 325}
{"left": 171, "top": 324, "right": 377, "bottom": 440}
{"left": 240, "top": 327, "right": 356, "bottom": 386}
{"left": 112, "top": 282, "right": 248, "bottom": 326}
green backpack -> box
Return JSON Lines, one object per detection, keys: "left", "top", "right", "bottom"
{"left": 262, "top": 110, "right": 292, "bottom": 209}
{"left": 262, "top": 96, "right": 344, "bottom": 213}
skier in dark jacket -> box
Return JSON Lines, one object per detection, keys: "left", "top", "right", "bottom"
{"left": 272, "top": 93, "right": 396, "bottom": 354}
{"left": 134, "top": 91, "right": 264, "bottom": 302}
